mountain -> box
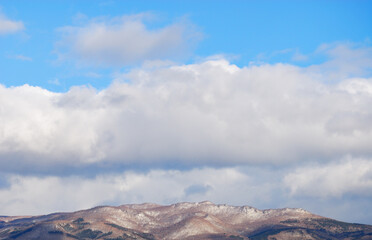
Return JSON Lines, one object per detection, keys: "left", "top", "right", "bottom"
{"left": 0, "top": 201, "right": 371, "bottom": 240}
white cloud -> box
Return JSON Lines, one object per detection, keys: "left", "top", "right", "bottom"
{"left": 1, "top": 46, "right": 372, "bottom": 171}
{"left": 0, "top": 168, "right": 255, "bottom": 215}
{"left": 284, "top": 157, "right": 372, "bottom": 198}
{"left": 2, "top": 163, "right": 371, "bottom": 224}
{"left": 48, "top": 78, "right": 61, "bottom": 85}
{"left": 56, "top": 14, "right": 201, "bottom": 66}
{"left": 309, "top": 43, "right": 372, "bottom": 79}
{"left": 256, "top": 48, "right": 309, "bottom": 63}
{"left": 85, "top": 72, "right": 102, "bottom": 78}
{"left": 0, "top": 14, "right": 24, "bottom": 35}
{"left": 291, "top": 50, "right": 308, "bottom": 62}
{"left": 2, "top": 42, "right": 372, "bottom": 224}
{"left": 8, "top": 54, "right": 32, "bottom": 61}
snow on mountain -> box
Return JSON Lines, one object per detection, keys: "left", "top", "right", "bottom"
{"left": 0, "top": 202, "right": 371, "bottom": 240}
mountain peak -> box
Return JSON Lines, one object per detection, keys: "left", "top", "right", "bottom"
{"left": 0, "top": 202, "right": 371, "bottom": 240}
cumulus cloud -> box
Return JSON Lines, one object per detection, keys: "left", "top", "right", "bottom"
{"left": 284, "top": 157, "right": 372, "bottom": 198}
{"left": 0, "top": 14, "right": 24, "bottom": 35}
{"left": 2, "top": 45, "right": 372, "bottom": 173}
{"left": 56, "top": 14, "right": 201, "bottom": 66}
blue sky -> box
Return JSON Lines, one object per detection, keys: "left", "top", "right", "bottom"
{"left": 1, "top": 0, "right": 372, "bottom": 225}
{"left": 1, "top": 0, "right": 371, "bottom": 91}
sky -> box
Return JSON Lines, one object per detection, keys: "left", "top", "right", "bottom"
{"left": 1, "top": 0, "right": 372, "bottom": 225}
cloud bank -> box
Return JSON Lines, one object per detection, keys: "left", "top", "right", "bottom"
{"left": 2, "top": 46, "right": 372, "bottom": 172}
{"left": 1, "top": 43, "right": 372, "bottom": 223}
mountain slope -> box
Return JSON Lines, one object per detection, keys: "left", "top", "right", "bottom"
{"left": 0, "top": 201, "right": 371, "bottom": 240}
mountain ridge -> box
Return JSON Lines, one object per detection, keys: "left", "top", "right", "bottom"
{"left": 1, "top": 201, "right": 371, "bottom": 239}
